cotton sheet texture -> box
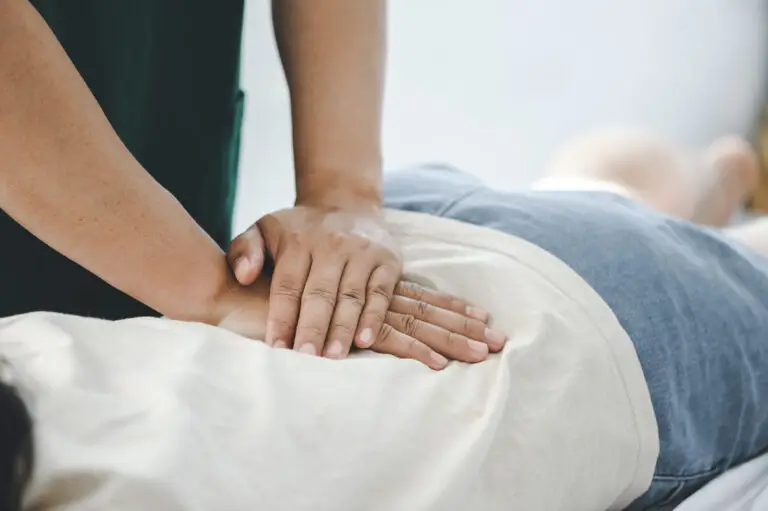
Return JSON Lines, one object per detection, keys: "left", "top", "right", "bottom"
{"left": 0, "top": 211, "right": 658, "bottom": 511}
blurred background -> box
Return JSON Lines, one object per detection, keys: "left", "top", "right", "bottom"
{"left": 234, "top": 0, "right": 768, "bottom": 232}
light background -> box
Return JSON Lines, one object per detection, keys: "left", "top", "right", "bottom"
{"left": 234, "top": 0, "right": 768, "bottom": 232}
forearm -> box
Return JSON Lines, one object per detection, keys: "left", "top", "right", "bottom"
{"left": 0, "top": 0, "right": 231, "bottom": 323}
{"left": 272, "top": 0, "right": 386, "bottom": 209}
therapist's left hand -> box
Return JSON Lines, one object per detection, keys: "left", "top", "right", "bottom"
{"left": 227, "top": 205, "right": 402, "bottom": 357}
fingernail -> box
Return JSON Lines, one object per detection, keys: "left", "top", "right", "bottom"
{"left": 234, "top": 257, "right": 250, "bottom": 283}
{"left": 298, "top": 343, "right": 317, "bottom": 356}
{"left": 466, "top": 305, "right": 489, "bottom": 322}
{"left": 484, "top": 328, "right": 507, "bottom": 348}
{"left": 358, "top": 328, "right": 373, "bottom": 348}
{"left": 273, "top": 340, "right": 287, "bottom": 349}
{"left": 325, "top": 340, "right": 344, "bottom": 359}
{"left": 430, "top": 352, "right": 448, "bottom": 370}
{"left": 468, "top": 340, "right": 489, "bottom": 360}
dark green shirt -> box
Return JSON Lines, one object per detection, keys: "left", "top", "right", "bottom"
{"left": 0, "top": 1, "right": 246, "bottom": 318}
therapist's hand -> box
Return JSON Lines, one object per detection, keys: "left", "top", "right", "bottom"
{"left": 227, "top": 205, "right": 402, "bottom": 357}
{"left": 371, "top": 281, "right": 507, "bottom": 370}
{"left": 215, "top": 276, "right": 506, "bottom": 370}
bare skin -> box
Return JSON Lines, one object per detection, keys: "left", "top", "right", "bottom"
{"left": 0, "top": 0, "right": 503, "bottom": 369}
{"left": 534, "top": 127, "right": 768, "bottom": 256}
{"left": 231, "top": 0, "right": 405, "bottom": 357}
{"left": 0, "top": 0, "right": 230, "bottom": 324}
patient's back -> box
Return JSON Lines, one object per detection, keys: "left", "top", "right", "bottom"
{"left": 0, "top": 210, "right": 656, "bottom": 511}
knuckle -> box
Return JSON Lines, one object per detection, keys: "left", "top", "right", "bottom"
{"left": 328, "top": 231, "right": 350, "bottom": 250}
{"left": 409, "top": 283, "right": 426, "bottom": 301}
{"left": 402, "top": 314, "right": 418, "bottom": 337}
{"left": 303, "top": 286, "right": 337, "bottom": 307}
{"left": 273, "top": 281, "right": 303, "bottom": 301}
{"left": 374, "top": 324, "right": 396, "bottom": 347}
{"left": 415, "top": 300, "right": 430, "bottom": 318}
{"left": 368, "top": 282, "right": 392, "bottom": 300}
{"left": 447, "top": 332, "right": 464, "bottom": 350}
{"left": 356, "top": 236, "right": 372, "bottom": 251}
{"left": 462, "top": 316, "right": 472, "bottom": 335}
{"left": 338, "top": 287, "right": 365, "bottom": 307}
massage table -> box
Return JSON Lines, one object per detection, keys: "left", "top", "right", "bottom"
{"left": 676, "top": 451, "right": 768, "bottom": 510}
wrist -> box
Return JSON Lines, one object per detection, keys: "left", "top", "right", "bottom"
{"left": 210, "top": 277, "right": 272, "bottom": 340}
{"left": 296, "top": 188, "right": 383, "bottom": 213}
{"left": 162, "top": 256, "right": 239, "bottom": 327}
{"left": 295, "top": 165, "right": 383, "bottom": 213}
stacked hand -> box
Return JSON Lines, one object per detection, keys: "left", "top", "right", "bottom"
{"left": 220, "top": 206, "right": 506, "bottom": 370}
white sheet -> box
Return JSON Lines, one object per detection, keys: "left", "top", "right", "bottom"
{"left": 676, "top": 452, "right": 768, "bottom": 510}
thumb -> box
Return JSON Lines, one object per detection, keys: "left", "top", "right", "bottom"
{"left": 227, "top": 224, "right": 266, "bottom": 285}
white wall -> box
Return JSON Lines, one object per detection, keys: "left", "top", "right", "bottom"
{"left": 234, "top": 0, "right": 768, "bottom": 233}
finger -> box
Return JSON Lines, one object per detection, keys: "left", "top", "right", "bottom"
{"left": 266, "top": 248, "right": 311, "bottom": 348}
{"left": 385, "top": 311, "right": 488, "bottom": 363}
{"left": 372, "top": 319, "right": 448, "bottom": 370}
{"left": 394, "top": 281, "right": 489, "bottom": 322}
{"left": 355, "top": 263, "right": 399, "bottom": 349}
{"left": 389, "top": 294, "right": 506, "bottom": 352}
{"left": 324, "top": 261, "right": 367, "bottom": 359}
{"left": 293, "top": 255, "right": 345, "bottom": 357}
{"left": 227, "top": 225, "right": 266, "bottom": 285}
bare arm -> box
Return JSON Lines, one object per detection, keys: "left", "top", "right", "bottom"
{"left": 272, "top": 0, "right": 387, "bottom": 210}
{"left": 0, "top": 0, "right": 234, "bottom": 323}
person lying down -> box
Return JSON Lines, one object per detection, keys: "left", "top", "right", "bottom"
{"left": 1, "top": 129, "right": 768, "bottom": 511}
